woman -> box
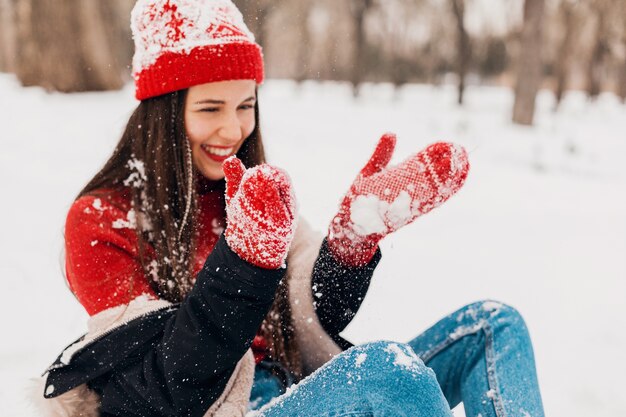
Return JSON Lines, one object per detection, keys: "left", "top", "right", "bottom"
{"left": 36, "top": 1, "right": 545, "bottom": 416}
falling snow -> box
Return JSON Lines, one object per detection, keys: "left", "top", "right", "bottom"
{"left": 2, "top": 76, "right": 625, "bottom": 417}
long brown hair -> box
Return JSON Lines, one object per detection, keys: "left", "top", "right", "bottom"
{"left": 77, "top": 89, "right": 302, "bottom": 377}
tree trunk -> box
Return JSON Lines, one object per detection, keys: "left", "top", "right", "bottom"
{"left": 14, "top": 0, "right": 130, "bottom": 92}
{"left": 349, "top": 0, "right": 374, "bottom": 97}
{"left": 293, "top": 0, "right": 312, "bottom": 83}
{"left": 619, "top": 46, "right": 626, "bottom": 103}
{"left": 585, "top": 3, "right": 609, "bottom": 100}
{"left": 450, "top": 0, "right": 470, "bottom": 105}
{"left": 512, "top": 0, "right": 545, "bottom": 126}
{"left": 554, "top": 1, "right": 576, "bottom": 108}
{"left": 78, "top": 0, "right": 126, "bottom": 90}
{"left": 620, "top": 2, "right": 626, "bottom": 102}
{"left": 233, "top": 0, "right": 282, "bottom": 49}
{"left": 0, "top": 0, "right": 16, "bottom": 73}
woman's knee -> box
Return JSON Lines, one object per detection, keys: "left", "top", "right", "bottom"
{"left": 345, "top": 341, "right": 450, "bottom": 413}
{"left": 462, "top": 300, "right": 526, "bottom": 325}
{"left": 464, "top": 300, "right": 531, "bottom": 344}
{"left": 346, "top": 341, "right": 437, "bottom": 388}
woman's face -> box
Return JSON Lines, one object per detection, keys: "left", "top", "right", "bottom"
{"left": 184, "top": 80, "right": 257, "bottom": 181}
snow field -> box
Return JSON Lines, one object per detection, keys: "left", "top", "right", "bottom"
{"left": 1, "top": 74, "right": 625, "bottom": 416}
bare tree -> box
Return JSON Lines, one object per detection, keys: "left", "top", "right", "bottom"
{"left": 585, "top": 0, "right": 611, "bottom": 100}
{"left": 291, "top": 0, "right": 313, "bottom": 83}
{"left": 349, "top": 0, "right": 375, "bottom": 96}
{"left": 450, "top": 0, "right": 470, "bottom": 105}
{"left": 370, "top": 0, "right": 426, "bottom": 93}
{"left": 233, "top": 0, "right": 285, "bottom": 49}
{"left": 554, "top": 0, "right": 579, "bottom": 107}
{"left": 0, "top": 0, "right": 16, "bottom": 73}
{"left": 619, "top": 1, "right": 626, "bottom": 102}
{"left": 512, "top": 0, "right": 545, "bottom": 126}
{"left": 14, "top": 0, "right": 133, "bottom": 92}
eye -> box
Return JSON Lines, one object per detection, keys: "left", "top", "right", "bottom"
{"left": 238, "top": 104, "right": 254, "bottom": 110}
{"left": 198, "top": 107, "right": 219, "bottom": 113}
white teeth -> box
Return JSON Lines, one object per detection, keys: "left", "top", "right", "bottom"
{"left": 202, "top": 145, "right": 233, "bottom": 157}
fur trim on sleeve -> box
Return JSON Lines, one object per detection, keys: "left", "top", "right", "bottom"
{"left": 286, "top": 218, "right": 342, "bottom": 375}
{"left": 206, "top": 349, "right": 256, "bottom": 417}
{"left": 31, "top": 350, "right": 255, "bottom": 417}
{"left": 29, "top": 377, "right": 101, "bottom": 417}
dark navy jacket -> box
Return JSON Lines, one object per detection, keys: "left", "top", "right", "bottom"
{"left": 44, "top": 236, "right": 379, "bottom": 417}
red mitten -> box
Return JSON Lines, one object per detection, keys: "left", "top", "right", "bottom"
{"left": 223, "top": 157, "right": 297, "bottom": 269}
{"left": 328, "top": 133, "right": 470, "bottom": 267}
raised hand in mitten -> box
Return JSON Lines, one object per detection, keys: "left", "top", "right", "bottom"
{"left": 328, "top": 133, "right": 470, "bottom": 267}
{"left": 223, "top": 157, "right": 297, "bottom": 269}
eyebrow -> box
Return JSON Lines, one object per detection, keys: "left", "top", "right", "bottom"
{"left": 194, "top": 96, "right": 256, "bottom": 105}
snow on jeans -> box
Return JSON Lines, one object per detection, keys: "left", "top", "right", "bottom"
{"left": 248, "top": 300, "right": 545, "bottom": 417}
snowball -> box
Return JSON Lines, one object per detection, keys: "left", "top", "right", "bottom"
{"left": 350, "top": 195, "right": 388, "bottom": 235}
{"left": 350, "top": 191, "right": 417, "bottom": 236}
{"left": 386, "top": 191, "right": 412, "bottom": 229}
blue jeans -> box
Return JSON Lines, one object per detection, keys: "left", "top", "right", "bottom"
{"left": 248, "top": 300, "right": 545, "bottom": 417}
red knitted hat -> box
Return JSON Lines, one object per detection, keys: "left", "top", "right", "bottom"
{"left": 131, "top": 0, "right": 264, "bottom": 100}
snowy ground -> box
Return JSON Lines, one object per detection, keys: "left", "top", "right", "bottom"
{"left": 1, "top": 73, "right": 625, "bottom": 416}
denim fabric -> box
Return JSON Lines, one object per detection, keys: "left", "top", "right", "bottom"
{"left": 248, "top": 300, "right": 544, "bottom": 417}
{"left": 249, "top": 367, "right": 285, "bottom": 411}
{"left": 408, "top": 300, "right": 545, "bottom": 417}
{"left": 249, "top": 340, "right": 452, "bottom": 417}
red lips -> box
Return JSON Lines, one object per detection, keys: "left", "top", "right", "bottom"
{"left": 201, "top": 145, "right": 234, "bottom": 162}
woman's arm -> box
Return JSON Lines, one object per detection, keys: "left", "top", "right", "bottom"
{"left": 64, "top": 194, "right": 157, "bottom": 315}
{"left": 285, "top": 219, "right": 379, "bottom": 375}
{"left": 308, "top": 135, "right": 468, "bottom": 350}
{"left": 95, "top": 235, "right": 285, "bottom": 417}
{"left": 326, "top": 134, "right": 469, "bottom": 267}
{"left": 100, "top": 160, "right": 295, "bottom": 416}
{"left": 310, "top": 238, "right": 381, "bottom": 349}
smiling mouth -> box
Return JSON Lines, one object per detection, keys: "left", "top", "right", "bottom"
{"left": 201, "top": 145, "right": 235, "bottom": 162}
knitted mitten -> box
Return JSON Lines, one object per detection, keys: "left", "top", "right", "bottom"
{"left": 223, "top": 157, "right": 297, "bottom": 269}
{"left": 327, "top": 133, "right": 470, "bottom": 267}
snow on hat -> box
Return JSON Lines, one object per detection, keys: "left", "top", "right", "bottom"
{"left": 131, "top": 0, "right": 264, "bottom": 100}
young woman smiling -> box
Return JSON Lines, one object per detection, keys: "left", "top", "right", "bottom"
{"left": 36, "top": 1, "right": 546, "bottom": 416}
{"left": 186, "top": 81, "right": 257, "bottom": 177}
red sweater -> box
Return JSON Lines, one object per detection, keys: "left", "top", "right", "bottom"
{"left": 65, "top": 186, "right": 268, "bottom": 362}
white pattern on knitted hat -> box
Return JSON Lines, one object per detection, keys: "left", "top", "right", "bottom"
{"left": 131, "top": 0, "right": 256, "bottom": 73}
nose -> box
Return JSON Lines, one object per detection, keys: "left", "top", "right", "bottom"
{"left": 217, "top": 110, "right": 242, "bottom": 143}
